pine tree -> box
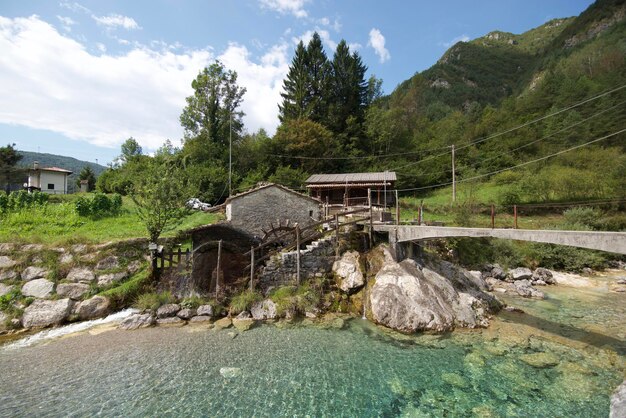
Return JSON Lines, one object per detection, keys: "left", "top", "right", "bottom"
{"left": 279, "top": 41, "right": 309, "bottom": 122}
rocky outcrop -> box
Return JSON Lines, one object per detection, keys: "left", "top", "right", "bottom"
{"left": 514, "top": 280, "right": 545, "bottom": 299}
{"left": 21, "top": 279, "right": 54, "bottom": 298}
{"left": 76, "top": 296, "right": 110, "bottom": 320}
{"left": 369, "top": 248, "right": 501, "bottom": 333}
{"left": 22, "top": 298, "right": 73, "bottom": 328}
{"left": 56, "top": 283, "right": 90, "bottom": 300}
{"left": 333, "top": 251, "right": 364, "bottom": 293}
{"left": 119, "top": 313, "right": 155, "bottom": 330}
{"left": 66, "top": 268, "right": 96, "bottom": 284}
{"left": 532, "top": 268, "right": 555, "bottom": 284}
{"left": 250, "top": 300, "right": 277, "bottom": 320}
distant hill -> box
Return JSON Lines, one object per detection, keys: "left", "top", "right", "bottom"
{"left": 17, "top": 151, "right": 106, "bottom": 193}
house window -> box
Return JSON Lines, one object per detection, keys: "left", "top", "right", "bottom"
{"left": 47, "top": 184, "right": 54, "bottom": 190}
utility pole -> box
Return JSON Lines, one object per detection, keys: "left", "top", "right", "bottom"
{"left": 229, "top": 112, "right": 232, "bottom": 197}
{"left": 451, "top": 144, "right": 456, "bottom": 203}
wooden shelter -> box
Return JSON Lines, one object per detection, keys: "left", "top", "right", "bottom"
{"left": 305, "top": 172, "right": 397, "bottom": 206}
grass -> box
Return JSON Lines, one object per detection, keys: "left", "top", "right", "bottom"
{"left": 99, "top": 268, "right": 152, "bottom": 310}
{"left": 0, "top": 195, "right": 222, "bottom": 245}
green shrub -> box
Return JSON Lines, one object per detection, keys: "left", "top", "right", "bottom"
{"left": 269, "top": 283, "right": 320, "bottom": 317}
{"left": 526, "top": 243, "right": 607, "bottom": 272}
{"left": 180, "top": 295, "right": 206, "bottom": 309}
{"left": 229, "top": 289, "right": 262, "bottom": 314}
{"left": 74, "top": 193, "right": 123, "bottom": 218}
{"left": 134, "top": 291, "right": 173, "bottom": 311}
{"left": 561, "top": 207, "right": 602, "bottom": 231}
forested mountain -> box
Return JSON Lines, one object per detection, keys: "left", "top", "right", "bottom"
{"left": 367, "top": 0, "right": 626, "bottom": 202}
{"left": 97, "top": 0, "right": 625, "bottom": 207}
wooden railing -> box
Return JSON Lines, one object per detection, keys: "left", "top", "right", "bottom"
{"left": 152, "top": 247, "right": 191, "bottom": 272}
{"left": 244, "top": 206, "right": 373, "bottom": 289}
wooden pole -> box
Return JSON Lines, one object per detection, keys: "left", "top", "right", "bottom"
{"left": 368, "top": 188, "right": 373, "bottom": 247}
{"left": 514, "top": 205, "right": 518, "bottom": 229}
{"left": 395, "top": 189, "right": 400, "bottom": 225}
{"left": 325, "top": 196, "right": 329, "bottom": 218}
{"left": 418, "top": 201, "right": 423, "bottom": 225}
{"left": 216, "top": 240, "right": 222, "bottom": 299}
{"left": 334, "top": 214, "right": 340, "bottom": 259}
{"left": 249, "top": 245, "right": 255, "bottom": 290}
{"left": 491, "top": 204, "right": 495, "bottom": 229}
{"left": 451, "top": 144, "right": 456, "bottom": 203}
{"left": 295, "top": 224, "right": 301, "bottom": 285}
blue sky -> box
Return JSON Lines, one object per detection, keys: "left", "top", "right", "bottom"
{"left": 0, "top": 0, "right": 594, "bottom": 165}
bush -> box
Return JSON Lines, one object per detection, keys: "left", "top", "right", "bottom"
{"left": 561, "top": 207, "right": 602, "bottom": 230}
{"left": 74, "top": 193, "right": 123, "bottom": 218}
{"left": 134, "top": 291, "right": 174, "bottom": 311}
{"left": 0, "top": 191, "right": 49, "bottom": 214}
{"left": 229, "top": 289, "right": 262, "bottom": 314}
{"left": 269, "top": 283, "right": 320, "bottom": 317}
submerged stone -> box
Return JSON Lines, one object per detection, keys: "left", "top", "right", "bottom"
{"left": 119, "top": 313, "right": 155, "bottom": 330}
{"left": 157, "top": 317, "right": 185, "bottom": 327}
{"left": 219, "top": 367, "right": 241, "bottom": 378}
{"left": 442, "top": 372, "right": 469, "bottom": 388}
{"left": 214, "top": 317, "right": 232, "bottom": 330}
{"left": 232, "top": 318, "right": 255, "bottom": 332}
{"left": 519, "top": 352, "right": 560, "bottom": 368}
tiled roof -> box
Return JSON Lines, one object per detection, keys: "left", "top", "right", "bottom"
{"left": 305, "top": 172, "right": 397, "bottom": 184}
{"left": 39, "top": 167, "right": 73, "bottom": 174}
{"left": 225, "top": 183, "right": 320, "bottom": 203}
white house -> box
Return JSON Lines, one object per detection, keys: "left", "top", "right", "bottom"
{"left": 27, "top": 162, "right": 72, "bottom": 194}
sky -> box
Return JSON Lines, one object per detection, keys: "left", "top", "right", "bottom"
{"left": 0, "top": 0, "right": 595, "bottom": 165}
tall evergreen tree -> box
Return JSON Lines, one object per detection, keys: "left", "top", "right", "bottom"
{"left": 279, "top": 41, "right": 309, "bottom": 122}
{"left": 305, "top": 33, "right": 331, "bottom": 123}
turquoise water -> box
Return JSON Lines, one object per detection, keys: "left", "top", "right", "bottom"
{"left": 0, "top": 316, "right": 622, "bottom": 417}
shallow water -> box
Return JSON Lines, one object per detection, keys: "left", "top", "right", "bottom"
{"left": 0, "top": 273, "right": 624, "bottom": 417}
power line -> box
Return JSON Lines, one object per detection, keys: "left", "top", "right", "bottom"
{"left": 266, "top": 83, "right": 626, "bottom": 161}
{"left": 396, "top": 127, "right": 626, "bottom": 192}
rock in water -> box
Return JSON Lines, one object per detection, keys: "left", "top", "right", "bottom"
{"left": 76, "top": 296, "right": 110, "bottom": 320}
{"left": 156, "top": 304, "right": 180, "bottom": 318}
{"left": 219, "top": 367, "right": 241, "bottom": 378}
{"left": 333, "top": 251, "right": 365, "bottom": 293}
{"left": 369, "top": 247, "right": 501, "bottom": 333}
{"left": 250, "top": 300, "right": 277, "bottom": 320}
{"left": 232, "top": 318, "right": 255, "bottom": 331}
{"left": 611, "top": 380, "right": 626, "bottom": 418}
{"left": 509, "top": 267, "right": 533, "bottom": 281}
{"left": 514, "top": 280, "right": 545, "bottom": 299}
{"left": 119, "top": 314, "right": 155, "bottom": 330}
{"left": 22, "top": 299, "right": 73, "bottom": 328}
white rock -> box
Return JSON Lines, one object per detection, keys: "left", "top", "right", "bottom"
{"left": 509, "top": 267, "right": 533, "bottom": 281}
{"left": 0, "top": 283, "right": 15, "bottom": 297}
{"left": 56, "top": 283, "right": 90, "bottom": 300}
{"left": 21, "top": 266, "right": 48, "bottom": 281}
{"left": 21, "top": 298, "right": 73, "bottom": 328}
{"left": 550, "top": 271, "right": 594, "bottom": 287}
{"left": 0, "top": 270, "right": 18, "bottom": 281}
{"left": 119, "top": 313, "right": 155, "bottom": 330}
{"left": 251, "top": 300, "right": 277, "bottom": 320}
{"left": 333, "top": 251, "right": 365, "bottom": 293}
{"left": 66, "top": 268, "right": 96, "bottom": 284}
{"left": 219, "top": 367, "right": 242, "bottom": 378}
{"left": 76, "top": 296, "right": 110, "bottom": 320}
{"left": 610, "top": 380, "right": 626, "bottom": 418}
{"left": 97, "top": 272, "right": 127, "bottom": 287}
{"left": 21, "top": 279, "right": 54, "bottom": 298}
{"left": 0, "top": 256, "right": 17, "bottom": 269}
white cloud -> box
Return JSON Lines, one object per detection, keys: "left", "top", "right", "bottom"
{"left": 293, "top": 29, "right": 337, "bottom": 51}
{"left": 96, "top": 42, "right": 106, "bottom": 53}
{"left": 259, "top": 0, "right": 309, "bottom": 18}
{"left": 56, "top": 15, "right": 76, "bottom": 32}
{"left": 442, "top": 34, "right": 469, "bottom": 48}
{"left": 368, "top": 28, "right": 390, "bottom": 63}
{"left": 0, "top": 15, "right": 288, "bottom": 151}
{"left": 59, "top": 1, "right": 90, "bottom": 14}
{"left": 93, "top": 14, "right": 140, "bottom": 30}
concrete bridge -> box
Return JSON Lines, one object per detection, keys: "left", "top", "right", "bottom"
{"left": 373, "top": 224, "right": 626, "bottom": 260}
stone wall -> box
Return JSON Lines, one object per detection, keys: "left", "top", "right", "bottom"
{"left": 227, "top": 185, "right": 321, "bottom": 237}
{"left": 258, "top": 236, "right": 336, "bottom": 290}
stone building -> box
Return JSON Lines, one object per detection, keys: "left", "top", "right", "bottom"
{"left": 225, "top": 183, "right": 321, "bottom": 238}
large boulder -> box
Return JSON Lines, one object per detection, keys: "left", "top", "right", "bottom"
{"left": 97, "top": 272, "right": 127, "bottom": 287}
{"left": 0, "top": 283, "right": 14, "bottom": 297}
{"left": 333, "top": 251, "right": 365, "bottom": 293}
{"left": 156, "top": 303, "right": 180, "bottom": 318}
{"left": 196, "top": 304, "right": 214, "bottom": 317}
{"left": 490, "top": 264, "right": 507, "bottom": 281}
{"left": 532, "top": 267, "right": 555, "bottom": 284}
{"left": 76, "top": 296, "right": 110, "bottom": 320}
{"left": 56, "top": 283, "right": 90, "bottom": 300}
{"left": 21, "top": 279, "right": 54, "bottom": 298}
{"left": 0, "top": 270, "right": 18, "bottom": 281}
{"left": 95, "top": 256, "right": 120, "bottom": 271}
{"left": 66, "top": 268, "right": 96, "bottom": 284}
{"left": 369, "top": 248, "right": 501, "bottom": 333}
{"left": 514, "top": 280, "right": 545, "bottom": 299}
{"left": 22, "top": 298, "right": 73, "bottom": 328}
{"left": 21, "top": 266, "right": 48, "bottom": 281}
{"left": 119, "top": 313, "right": 155, "bottom": 330}
{"left": 250, "top": 300, "right": 277, "bottom": 320}
{"left": 611, "top": 380, "right": 626, "bottom": 418}
{"left": 508, "top": 267, "right": 533, "bottom": 281}
{"left": 177, "top": 308, "right": 196, "bottom": 320}
{"left": 0, "top": 256, "right": 17, "bottom": 269}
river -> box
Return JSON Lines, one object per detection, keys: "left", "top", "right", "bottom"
{"left": 0, "top": 271, "right": 624, "bottom": 417}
